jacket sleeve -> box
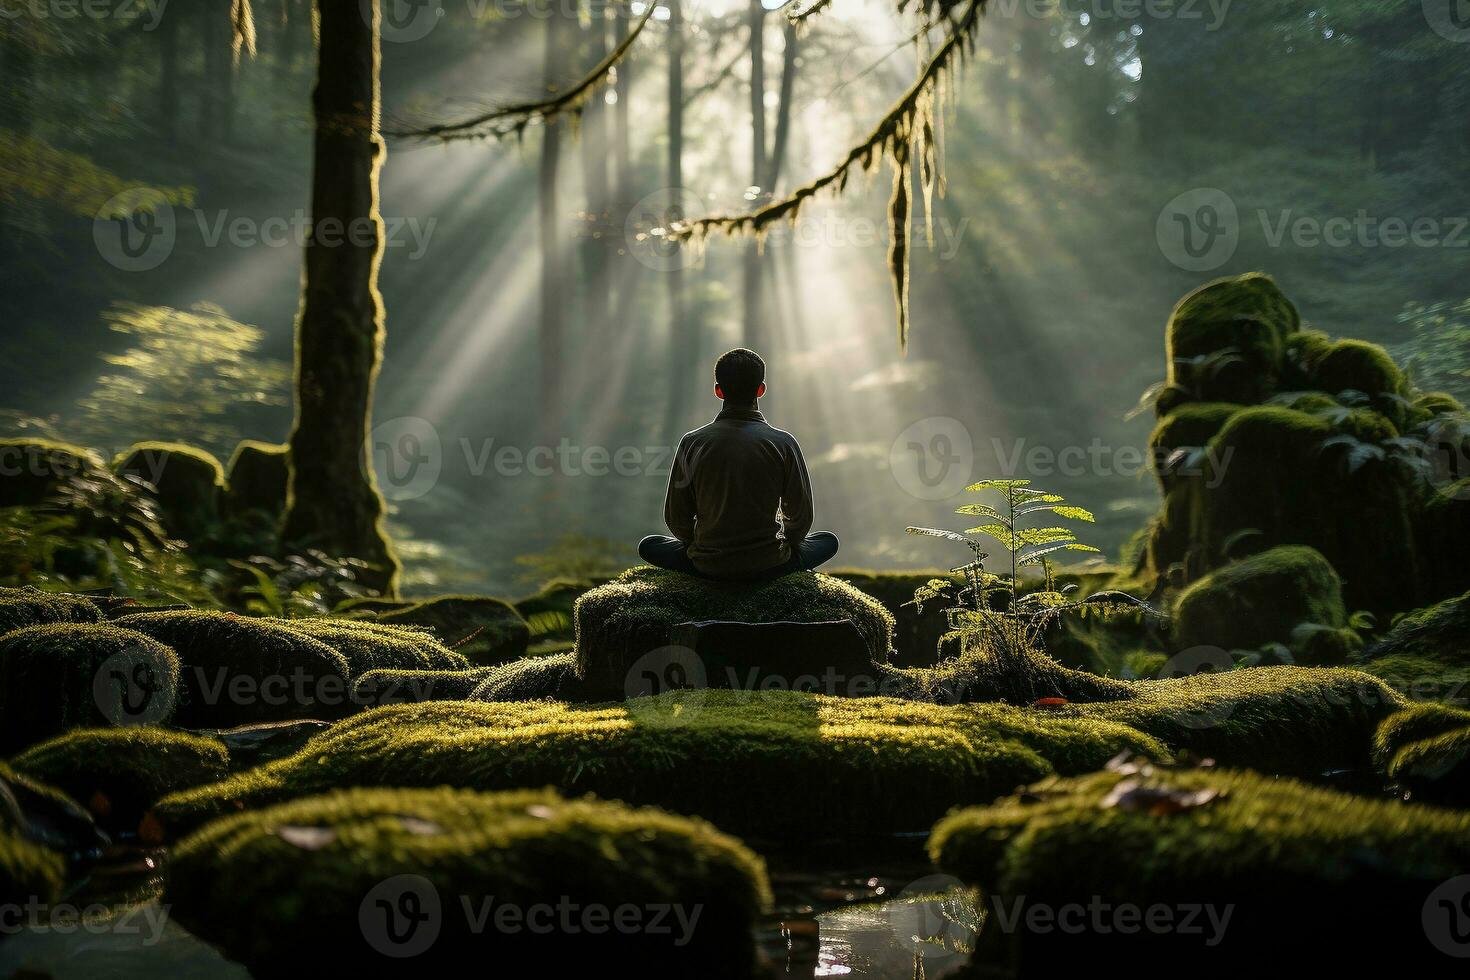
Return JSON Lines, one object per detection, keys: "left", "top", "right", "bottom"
{"left": 664, "top": 435, "right": 698, "bottom": 543}
{"left": 781, "top": 436, "right": 814, "bottom": 543}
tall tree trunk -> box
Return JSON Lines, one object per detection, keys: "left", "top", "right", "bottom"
{"left": 282, "top": 0, "right": 398, "bottom": 595}
{"left": 666, "top": 0, "right": 690, "bottom": 425}
{"left": 765, "top": 21, "right": 797, "bottom": 195}
{"left": 159, "top": 10, "right": 180, "bottom": 145}
{"left": 741, "top": 0, "right": 766, "bottom": 349}
{"left": 580, "top": 1, "right": 611, "bottom": 337}
{"left": 539, "top": 9, "right": 568, "bottom": 446}
{"left": 612, "top": 0, "right": 633, "bottom": 206}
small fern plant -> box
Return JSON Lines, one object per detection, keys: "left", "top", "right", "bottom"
{"left": 906, "top": 479, "right": 1152, "bottom": 652}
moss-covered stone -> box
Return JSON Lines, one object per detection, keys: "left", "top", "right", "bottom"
{"left": 575, "top": 568, "right": 894, "bottom": 697}
{"left": 1172, "top": 546, "right": 1347, "bottom": 661}
{"left": 168, "top": 787, "right": 770, "bottom": 976}
{"left": 113, "top": 441, "right": 226, "bottom": 540}
{"left": 1165, "top": 273, "right": 1298, "bottom": 405}
{"left": 914, "top": 629, "right": 1138, "bottom": 705}
{"left": 1415, "top": 391, "right": 1465, "bottom": 417}
{"left": 828, "top": 568, "right": 962, "bottom": 666}
{"left": 349, "top": 595, "right": 531, "bottom": 667}
{"left": 1310, "top": 338, "right": 1409, "bottom": 403}
{"left": 1373, "top": 704, "right": 1470, "bottom": 804}
{"left": 0, "top": 822, "right": 64, "bottom": 909}
{"left": 273, "top": 617, "right": 469, "bottom": 676}
{"left": 222, "top": 440, "right": 288, "bottom": 521}
{"left": 0, "top": 586, "right": 103, "bottom": 635}
{"left": 10, "top": 726, "right": 229, "bottom": 829}
{"left": 349, "top": 667, "right": 496, "bottom": 708}
{"left": 472, "top": 651, "right": 590, "bottom": 702}
{"left": 0, "top": 438, "right": 110, "bottom": 509}
{"left": 113, "top": 610, "right": 350, "bottom": 727}
{"left": 1147, "top": 402, "right": 1238, "bottom": 493}
{"left": 155, "top": 692, "right": 1166, "bottom": 840}
{"left": 0, "top": 623, "right": 180, "bottom": 753}
{"left": 1356, "top": 590, "right": 1470, "bottom": 702}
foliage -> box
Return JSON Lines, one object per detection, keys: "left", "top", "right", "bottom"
{"left": 1393, "top": 298, "right": 1470, "bottom": 403}
{"left": 512, "top": 533, "right": 630, "bottom": 587}
{"left": 229, "top": 551, "right": 380, "bottom": 618}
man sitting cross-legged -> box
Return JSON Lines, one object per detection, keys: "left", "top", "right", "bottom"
{"left": 638, "top": 348, "right": 839, "bottom": 581}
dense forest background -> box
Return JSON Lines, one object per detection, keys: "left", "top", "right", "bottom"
{"left": 1, "top": 0, "right": 1466, "bottom": 594}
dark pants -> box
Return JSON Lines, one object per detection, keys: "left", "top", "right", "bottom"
{"left": 638, "top": 531, "right": 839, "bottom": 582}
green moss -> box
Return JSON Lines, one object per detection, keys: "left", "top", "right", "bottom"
{"left": 10, "top": 726, "right": 229, "bottom": 829}
{"left": 575, "top": 568, "right": 895, "bottom": 696}
{"left": 1148, "top": 402, "right": 1239, "bottom": 490}
{"left": 911, "top": 629, "right": 1138, "bottom": 705}
{"left": 930, "top": 764, "right": 1470, "bottom": 967}
{"left": 1165, "top": 273, "right": 1298, "bottom": 405}
{"left": 155, "top": 692, "right": 1166, "bottom": 840}
{"left": 1173, "top": 546, "right": 1346, "bottom": 661}
{"left": 168, "top": 787, "right": 770, "bottom": 976}
{"left": 0, "top": 438, "right": 110, "bottom": 508}
{"left": 222, "top": 440, "right": 288, "bottom": 520}
{"left": 472, "top": 651, "right": 589, "bottom": 702}
{"left": 0, "top": 822, "right": 64, "bottom": 908}
{"left": 1310, "top": 338, "right": 1408, "bottom": 399}
{"left": 1357, "top": 652, "right": 1470, "bottom": 703}
{"left": 1373, "top": 704, "right": 1470, "bottom": 805}
{"left": 113, "top": 441, "right": 226, "bottom": 540}
{"left": 1282, "top": 329, "right": 1335, "bottom": 381}
{"left": 113, "top": 610, "right": 351, "bottom": 727}
{"left": 351, "top": 595, "right": 532, "bottom": 667}
{"left": 0, "top": 623, "right": 180, "bottom": 753}
{"left": 1415, "top": 391, "right": 1465, "bottom": 417}
{"left": 273, "top": 617, "right": 469, "bottom": 676}
{"left": 1123, "top": 651, "right": 1168, "bottom": 679}
{"left": 830, "top": 568, "right": 965, "bottom": 666}
{"left": 0, "top": 586, "right": 102, "bottom": 635}
{"left": 513, "top": 578, "right": 600, "bottom": 643}
{"left": 1356, "top": 590, "right": 1470, "bottom": 701}
{"left": 350, "top": 667, "right": 496, "bottom": 708}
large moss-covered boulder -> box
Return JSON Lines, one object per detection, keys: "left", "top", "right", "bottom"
{"left": 113, "top": 442, "right": 226, "bottom": 540}
{"left": 0, "top": 438, "right": 110, "bottom": 508}
{"left": 1165, "top": 273, "right": 1299, "bottom": 405}
{"left": 1147, "top": 402, "right": 1238, "bottom": 495}
{"left": 575, "top": 568, "right": 894, "bottom": 697}
{"left": 1310, "top": 338, "right": 1411, "bottom": 428}
{"left": 222, "top": 440, "right": 288, "bottom": 521}
{"left": 114, "top": 610, "right": 350, "bottom": 727}
{"left": 1374, "top": 703, "right": 1470, "bottom": 805}
{"left": 0, "top": 623, "right": 179, "bottom": 752}
{"left": 1172, "top": 546, "right": 1352, "bottom": 661}
{"left": 1357, "top": 589, "right": 1470, "bottom": 702}
{"left": 167, "top": 787, "right": 771, "bottom": 976}
{"left": 472, "top": 651, "right": 590, "bottom": 702}
{"left": 350, "top": 666, "right": 495, "bottom": 708}
{"left": 273, "top": 618, "right": 469, "bottom": 676}
{"left": 11, "top": 726, "right": 230, "bottom": 830}
{"left": 0, "top": 587, "right": 102, "bottom": 635}
{"left": 930, "top": 763, "right": 1470, "bottom": 971}
{"left": 348, "top": 595, "right": 531, "bottom": 667}
{"left": 155, "top": 692, "right": 1165, "bottom": 840}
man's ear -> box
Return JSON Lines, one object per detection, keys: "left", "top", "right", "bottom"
{"left": 756, "top": 381, "right": 767, "bottom": 398}
{"left": 714, "top": 383, "right": 725, "bottom": 400}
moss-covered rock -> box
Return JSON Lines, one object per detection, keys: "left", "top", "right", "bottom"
{"left": 575, "top": 568, "right": 894, "bottom": 697}
{"left": 113, "top": 442, "right": 226, "bottom": 540}
{"left": 1415, "top": 391, "right": 1465, "bottom": 417}
{"left": 1147, "top": 402, "right": 1238, "bottom": 493}
{"left": 273, "top": 617, "right": 469, "bottom": 676}
{"left": 10, "top": 726, "right": 229, "bottom": 830}
{"left": 913, "top": 629, "right": 1138, "bottom": 705}
{"left": 0, "top": 623, "right": 180, "bottom": 753}
{"left": 471, "top": 651, "right": 590, "bottom": 702}
{"left": 350, "top": 667, "right": 496, "bottom": 708}
{"left": 930, "top": 763, "right": 1470, "bottom": 970}
{"left": 113, "top": 610, "right": 351, "bottom": 727}
{"left": 1356, "top": 590, "right": 1470, "bottom": 702}
{"left": 155, "top": 692, "right": 1166, "bottom": 840}
{"left": 0, "top": 438, "right": 110, "bottom": 508}
{"left": 0, "top": 586, "right": 103, "bottom": 635}
{"left": 222, "top": 440, "right": 288, "bottom": 521}
{"left": 1310, "top": 338, "right": 1409, "bottom": 404}
{"left": 1165, "top": 273, "right": 1298, "bottom": 405}
{"left": 0, "top": 822, "right": 65, "bottom": 909}
{"left": 348, "top": 595, "right": 531, "bottom": 667}
{"left": 1172, "top": 546, "right": 1347, "bottom": 661}
{"left": 828, "top": 568, "right": 961, "bottom": 666}
{"left": 168, "top": 787, "right": 770, "bottom": 976}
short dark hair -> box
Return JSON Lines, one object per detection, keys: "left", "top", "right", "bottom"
{"left": 714, "top": 348, "right": 765, "bottom": 402}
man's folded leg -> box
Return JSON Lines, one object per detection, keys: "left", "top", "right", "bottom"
{"left": 638, "top": 535, "right": 701, "bottom": 574}
{"left": 795, "top": 531, "right": 839, "bottom": 571}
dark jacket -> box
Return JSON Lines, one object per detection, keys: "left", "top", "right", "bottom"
{"left": 663, "top": 407, "right": 814, "bottom": 577}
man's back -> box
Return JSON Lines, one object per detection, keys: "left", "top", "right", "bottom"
{"left": 664, "top": 407, "right": 813, "bottom": 577}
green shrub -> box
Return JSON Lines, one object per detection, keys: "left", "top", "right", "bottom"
{"left": 0, "top": 438, "right": 109, "bottom": 509}
{"left": 930, "top": 763, "right": 1470, "bottom": 969}
{"left": 574, "top": 568, "right": 894, "bottom": 696}
{"left": 1172, "top": 546, "right": 1347, "bottom": 661}
{"left": 0, "top": 623, "right": 179, "bottom": 753}
{"left": 354, "top": 595, "right": 532, "bottom": 667}
{"left": 350, "top": 667, "right": 496, "bottom": 708}
{"left": 274, "top": 617, "right": 469, "bottom": 676}
{"left": 113, "top": 610, "right": 351, "bottom": 727}
{"left": 513, "top": 578, "right": 599, "bottom": 643}
{"left": 168, "top": 787, "right": 771, "bottom": 976}
{"left": 113, "top": 441, "right": 226, "bottom": 540}
{"left": 11, "top": 726, "right": 229, "bottom": 829}
{"left": 155, "top": 692, "right": 1166, "bottom": 840}
{"left": 0, "top": 586, "right": 102, "bottom": 635}
{"left": 223, "top": 440, "right": 288, "bottom": 520}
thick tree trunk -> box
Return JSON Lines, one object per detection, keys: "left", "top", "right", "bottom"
{"left": 666, "top": 0, "right": 691, "bottom": 425}
{"left": 741, "top": 0, "right": 766, "bottom": 349}
{"left": 613, "top": 0, "right": 633, "bottom": 206}
{"left": 539, "top": 11, "right": 568, "bottom": 445}
{"left": 580, "top": 2, "right": 611, "bottom": 336}
{"left": 764, "top": 21, "right": 798, "bottom": 192}
{"left": 282, "top": 0, "right": 398, "bottom": 595}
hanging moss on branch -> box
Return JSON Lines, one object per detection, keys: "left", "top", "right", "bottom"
{"left": 388, "top": 3, "right": 658, "bottom": 142}
{"left": 671, "top": 0, "right": 983, "bottom": 351}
